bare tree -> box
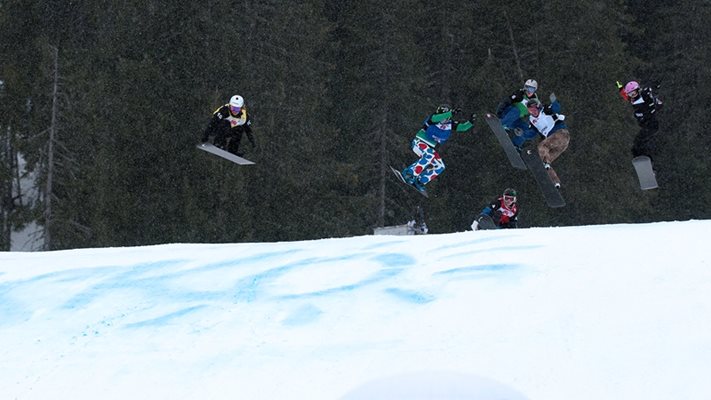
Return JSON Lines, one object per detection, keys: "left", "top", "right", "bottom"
{"left": 1, "top": 126, "right": 13, "bottom": 250}
{"left": 40, "top": 44, "right": 60, "bottom": 250}
{"left": 504, "top": 11, "right": 525, "bottom": 81}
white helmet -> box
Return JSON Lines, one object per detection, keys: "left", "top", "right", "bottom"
{"left": 229, "top": 95, "right": 244, "bottom": 108}
{"left": 524, "top": 79, "right": 538, "bottom": 91}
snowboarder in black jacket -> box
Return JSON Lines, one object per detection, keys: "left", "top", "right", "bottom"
{"left": 201, "top": 95, "right": 256, "bottom": 156}
{"left": 617, "top": 81, "right": 663, "bottom": 159}
{"left": 471, "top": 188, "right": 520, "bottom": 230}
{"left": 495, "top": 78, "right": 540, "bottom": 119}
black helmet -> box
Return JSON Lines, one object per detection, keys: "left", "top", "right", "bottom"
{"left": 526, "top": 98, "right": 542, "bottom": 110}
{"left": 436, "top": 104, "right": 451, "bottom": 114}
{"left": 503, "top": 188, "right": 518, "bottom": 197}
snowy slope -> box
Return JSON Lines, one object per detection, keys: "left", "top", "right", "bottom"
{"left": 1, "top": 220, "right": 710, "bottom": 399}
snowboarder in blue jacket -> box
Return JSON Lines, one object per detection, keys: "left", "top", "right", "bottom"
{"left": 401, "top": 105, "right": 476, "bottom": 193}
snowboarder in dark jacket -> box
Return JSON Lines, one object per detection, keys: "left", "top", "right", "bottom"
{"left": 471, "top": 188, "right": 519, "bottom": 230}
{"left": 201, "top": 95, "right": 256, "bottom": 156}
{"left": 617, "top": 80, "right": 663, "bottom": 159}
{"left": 496, "top": 78, "right": 540, "bottom": 119}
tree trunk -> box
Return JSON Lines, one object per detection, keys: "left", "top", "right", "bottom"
{"left": 377, "top": 116, "right": 387, "bottom": 229}
{"left": 504, "top": 11, "right": 524, "bottom": 80}
{"left": 44, "top": 45, "right": 60, "bottom": 250}
{"left": 1, "top": 126, "right": 11, "bottom": 250}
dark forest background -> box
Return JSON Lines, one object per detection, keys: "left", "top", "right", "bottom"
{"left": 1, "top": 0, "right": 710, "bottom": 250}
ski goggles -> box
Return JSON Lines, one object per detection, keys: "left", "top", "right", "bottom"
{"left": 524, "top": 85, "right": 537, "bottom": 94}
{"left": 504, "top": 195, "right": 517, "bottom": 202}
{"left": 626, "top": 89, "right": 640, "bottom": 98}
{"left": 230, "top": 105, "right": 242, "bottom": 114}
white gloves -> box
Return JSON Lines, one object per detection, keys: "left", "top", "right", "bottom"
{"left": 471, "top": 220, "right": 479, "bottom": 231}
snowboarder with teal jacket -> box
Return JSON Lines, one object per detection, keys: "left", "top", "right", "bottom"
{"left": 401, "top": 105, "right": 476, "bottom": 193}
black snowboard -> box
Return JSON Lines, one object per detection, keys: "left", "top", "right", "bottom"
{"left": 484, "top": 113, "right": 527, "bottom": 170}
{"left": 477, "top": 214, "right": 498, "bottom": 230}
{"left": 520, "top": 149, "right": 566, "bottom": 208}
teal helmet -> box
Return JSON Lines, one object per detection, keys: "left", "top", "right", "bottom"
{"left": 503, "top": 188, "right": 518, "bottom": 198}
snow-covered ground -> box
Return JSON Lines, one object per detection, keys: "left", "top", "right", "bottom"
{"left": 1, "top": 220, "right": 710, "bottom": 399}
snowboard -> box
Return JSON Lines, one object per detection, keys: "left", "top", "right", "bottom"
{"left": 483, "top": 113, "right": 527, "bottom": 170}
{"left": 197, "top": 143, "right": 255, "bottom": 165}
{"left": 632, "top": 156, "right": 658, "bottom": 190}
{"left": 389, "top": 166, "right": 429, "bottom": 198}
{"left": 476, "top": 214, "right": 498, "bottom": 230}
{"left": 520, "top": 149, "right": 566, "bottom": 208}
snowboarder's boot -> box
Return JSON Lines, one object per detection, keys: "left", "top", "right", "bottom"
{"left": 401, "top": 168, "right": 416, "bottom": 185}
{"left": 412, "top": 179, "right": 427, "bottom": 193}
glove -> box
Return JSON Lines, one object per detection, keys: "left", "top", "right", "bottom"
{"left": 471, "top": 220, "right": 479, "bottom": 231}
{"left": 555, "top": 114, "right": 566, "bottom": 121}
{"left": 469, "top": 113, "right": 477, "bottom": 123}
{"left": 452, "top": 107, "right": 462, "bottom": 115}
{"left": 549, "top": 92, "right": 557, "bottom": 103}
{"left": 616, "top": 80, "right": 623, "bottom": 89}
{"left": 201, "top": 135, "right": 209, "bottom": 143}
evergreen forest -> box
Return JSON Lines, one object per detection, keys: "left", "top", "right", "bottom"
{"left": 1, "top": 0, "right": 710, "bottom": 250}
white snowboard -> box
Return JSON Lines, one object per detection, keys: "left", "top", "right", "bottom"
{"left": 632, "top": 156, "right": 658, "bottom": 190}
{"left": 197, "top": 143, "right": 255, "bottom": 165}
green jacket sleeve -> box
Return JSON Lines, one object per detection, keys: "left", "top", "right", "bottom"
{"left": 430, "top": 111, "right": 453, "bottom": 123}
{"left": 455, "top": 120, "right": 474, "bottom": 132}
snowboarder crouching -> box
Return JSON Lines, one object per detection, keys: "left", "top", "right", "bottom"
{"left": 201, "top": 95, "right": 257, "bottom": 156}
{"left": 401, "top": 105, "right": 476, "bottom": 193}
{"left": 471, "top": 188, "right": 519, "bottom": 230}
{"left": 504, "top": 97, "right": 570, "bottom": 188}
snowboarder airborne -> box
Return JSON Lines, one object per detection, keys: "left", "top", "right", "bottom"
{"left": 201, "top": 95, "right": 257, "bottom": 157}
{"left": 616, "top": 80, "right": 663, "bottom": 160}
{"left": 503, "top": 97, "right": 570, "bottom": 188}
{"left": 401, "top": 105, "right": 476, "bottom": 193}
{"left": 471, "top": 188, "right": 520, "bottom": 230}
{"left": 496, "top": 78, "right": 540, "bottom": 120}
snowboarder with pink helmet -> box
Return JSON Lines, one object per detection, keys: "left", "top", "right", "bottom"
{"left": 616, "top": 80, "right": 663, "bottom": 159}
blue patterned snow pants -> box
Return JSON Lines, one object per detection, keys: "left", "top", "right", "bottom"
{"left": 406, "top": 139, "right": 445, "bottom": 185}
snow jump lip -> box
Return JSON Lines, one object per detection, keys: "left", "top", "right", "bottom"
{"left": 341, "top": 371, "right": 529, "bottom": 400}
